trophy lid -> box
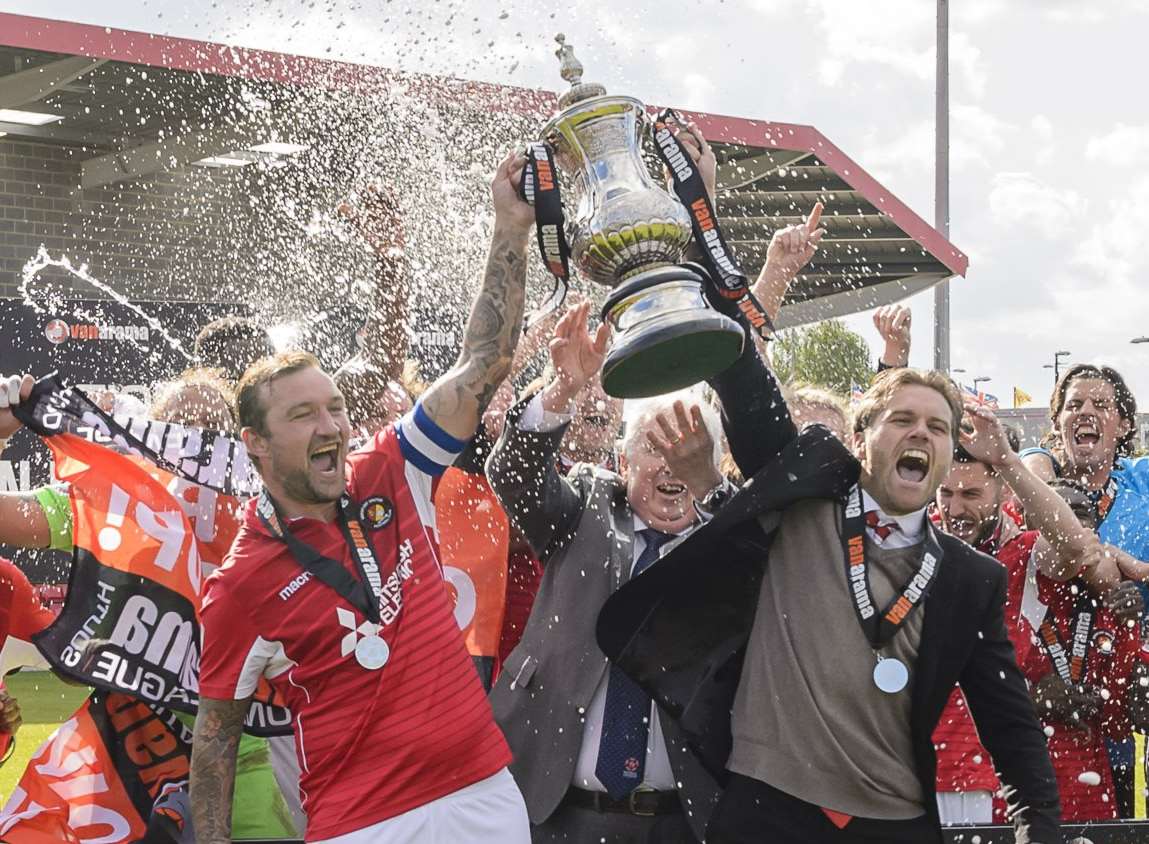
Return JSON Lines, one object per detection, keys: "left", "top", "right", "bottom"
{"left": 554, "top": 34, "right": 607, "bottom": 109}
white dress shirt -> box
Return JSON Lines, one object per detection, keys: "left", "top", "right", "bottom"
{"left": 861, "top": 488, "right": 927, "bottom": 549}
{"left": 571, "top": 514, "right": 678, "bottom": 792}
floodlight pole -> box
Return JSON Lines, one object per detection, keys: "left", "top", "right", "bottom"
{"left": 932, "top": 0, "right": 950, "bottom": 372}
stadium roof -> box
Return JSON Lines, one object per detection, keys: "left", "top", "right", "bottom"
{"left": 0, "top": 11, "right": 966, "bottom": 327}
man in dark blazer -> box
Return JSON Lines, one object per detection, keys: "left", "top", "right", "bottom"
{"left": 487, "top": 297, "right": 752, "bottom": 842}
{"left": 597, "top": 317, "right": 1062, "bottom": 842}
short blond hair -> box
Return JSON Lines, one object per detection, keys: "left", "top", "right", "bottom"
{"left": 788, "top": 384, "right": 848, "bottom": 429}
{"left": 852, "top": 368, "right": 963, "bottom": 444}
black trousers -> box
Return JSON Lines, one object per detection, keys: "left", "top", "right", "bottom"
{"left": 532, "top": 803, "right": 697, "bottom": 843}
{"left": 706, "top": 774, "right": 941, "bottom": 844}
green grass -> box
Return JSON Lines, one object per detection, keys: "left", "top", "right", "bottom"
{"left": 0, "top": 671, "right": 92, "bottom": 801}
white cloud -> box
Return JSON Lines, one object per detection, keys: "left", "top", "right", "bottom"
{"left": 987, "top": 172, "right": 1087, "bottom": 235}
{"left": 1085, "top": 123, "right": 1149, "bottom": 165}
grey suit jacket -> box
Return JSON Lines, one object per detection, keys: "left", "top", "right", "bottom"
{"left": 486, "top": 395, "right": 720, "bottom": 840}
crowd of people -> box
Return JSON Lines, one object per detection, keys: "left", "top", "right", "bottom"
{"left": 0, "top": 128, "right": 1146, "bottom": 844}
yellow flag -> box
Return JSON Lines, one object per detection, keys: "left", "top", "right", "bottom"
{"left": 1013, "top": 387, "right": 1033, "bottom": 408}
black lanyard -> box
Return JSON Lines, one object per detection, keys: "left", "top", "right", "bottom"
{"left": 257, "top": 490, "right": 385, "bottom": 624}
{"left": 1095, "top": 476, "right": 1119, "bottom": 524}
{"left": 840, "top": 485, "right": 942, "bottom": 650}
{"left": 651, "top": 109, "right": 775, "bottom": 341}
{"left": 1037, "top": 588, "right": 1097, "bottom": 686}
{"left": 519, "top": 141, "right": 571, "bottom": 325}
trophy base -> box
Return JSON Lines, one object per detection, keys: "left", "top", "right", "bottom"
{"left": 600, "top": 265, "right": 744, "bottom": 399}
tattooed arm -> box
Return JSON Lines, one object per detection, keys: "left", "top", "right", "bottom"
{"left": 190, "top": 696, "right": 250, "bottom": 843}
{"left": 419, "top": 152, "right": 534, "bottom": 441}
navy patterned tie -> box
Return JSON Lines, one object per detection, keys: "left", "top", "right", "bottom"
{"left": 595, "top": 527, "right": 672, "bottom": 799}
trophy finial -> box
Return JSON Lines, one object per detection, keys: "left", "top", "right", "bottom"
{"left": 555, "top": 34, "right": 583, "bottom": 86}
{"left": 553, "top": 33, "right": 606, "bottom": 109}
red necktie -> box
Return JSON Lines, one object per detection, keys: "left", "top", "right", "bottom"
{"left": 865, "top": 510, "right": 899, "bottom": 542}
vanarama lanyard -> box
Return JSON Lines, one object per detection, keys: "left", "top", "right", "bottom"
{"left": 840, "top": 484, "right": 942, "bottom": 653}
{"left": 1037, "top": 589, "right": 1097, "bottom": 686}
{"left": 256, "top": 489, "right": 387, "bottom": 625}
{"left": 651, "top": 109, "right": 775, "bottom": 342}
{"left": 519, "top": 142, "right": 571, "bottom": 323}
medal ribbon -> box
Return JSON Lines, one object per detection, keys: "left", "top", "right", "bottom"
{"left": 651, "top": 108, "right": 775, "bottom": 341}
{"left": 518, "top": 141, "right": 570, "bottom": 324}
{"left": 840, "top": 485, "right": 942, "bottom": 649}
{"left": 257, "top": 490, "right": 390, "bottom": 626}
{"left": 1037, "top": 589, "right": 1096, "bottom": 686}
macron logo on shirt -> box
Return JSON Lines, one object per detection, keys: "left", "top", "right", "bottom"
{"left": 279, "top": 571, "right": 314, "bottom": 601}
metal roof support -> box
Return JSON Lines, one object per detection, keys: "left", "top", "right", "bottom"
{"left": 775, "top": 273, "right": 942, "bottom": 330}
{"left": 717, "top": 149, "right": 812, "bottom": 192}
{"left": 933, "top": 0, "right": 951, "bottom": 371}
{"left": 80, "top": 123, "right": 276, "bottom": 189}
{"left": 0, "top": 55, "right": 105, "bottom": 109}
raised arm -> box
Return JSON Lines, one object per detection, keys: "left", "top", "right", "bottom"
{"left": 0, "top": 374, "right": 56, "bottom": 549}
{"left": 873, "top": 304, "right": 911, "bottom": 369}
{"left": 961, "top": 403, "right": 1098, "bottom": 580}
{"left": 418, "top": 152, "right": 533, "bottom": 441}
{"left": 338, "top": 186, "right": 409, "bottom": 383}
{"left": 749, "top": 201, "right": 825, "bottom": 325}
{"left": 486, "top": 302, "right": 606, "bottom": 558}
{"left": 189, "top": 696, "right": 250, "bottom": 844}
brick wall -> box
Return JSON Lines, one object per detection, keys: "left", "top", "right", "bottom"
{"left": 0, "top": 136, "right": 336, "bottom": 307}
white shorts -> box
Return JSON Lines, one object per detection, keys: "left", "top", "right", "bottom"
{"left": 936, "top": 790, "right": 993, "bottom": 825}
{"left": 310, "top": 768, "right": 530, "bottom": 844}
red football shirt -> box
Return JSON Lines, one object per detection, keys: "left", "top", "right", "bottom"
{"left": 933, "top": 526, "right": 1040, "bottom": 795}
{"left": 1018, "top": 570, "right": 1139, "bottom": 821}
{"left": 0, "top": 557, "right": 55, "bottom": 650}
{"left": 199, "top": 403, "right": 511, "bottom": 840}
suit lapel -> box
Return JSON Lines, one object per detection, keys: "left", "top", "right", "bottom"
{"left": 913, "top": 523, "right": 956, "bottom": 722}
{"left": 609, "top": 484, "right": 636, "bottom": 590}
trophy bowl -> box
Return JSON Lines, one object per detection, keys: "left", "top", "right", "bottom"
{"left": 536, "top": 36, "right": 744, "bottom": 399}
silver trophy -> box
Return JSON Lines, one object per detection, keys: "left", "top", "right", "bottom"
{"left": 538, "top": 34, "right": 743, "bottom": 398}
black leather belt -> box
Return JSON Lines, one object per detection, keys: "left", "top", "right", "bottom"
{"left": 563, "top": 786, "right": 682, "bottom": 817}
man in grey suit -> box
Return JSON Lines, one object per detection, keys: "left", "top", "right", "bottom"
{"left": 486, "top": 301, "right": 732, "bottom": 843}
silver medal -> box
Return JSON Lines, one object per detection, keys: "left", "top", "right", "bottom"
{"left": 873, "top": 657, "right": 909, "bottom": 694}
{"left": 355, "top": 634, "right": 390, "bottom": 670}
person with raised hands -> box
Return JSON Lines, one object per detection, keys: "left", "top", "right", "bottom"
{"left": 750, "top": 200, "right": 826, "bottom": 325}
{"left": 598, "top": 358, "right": 1062, "bottom": 843}
{"left": 190, "top": 150, "right": 535, "bottom": 844}
{"left": 485, "top": 300, "right": 724, "bottom": 842}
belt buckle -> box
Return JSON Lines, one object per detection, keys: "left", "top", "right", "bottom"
{"left": 627, "top": 786, "right": 658, "bottom": 817}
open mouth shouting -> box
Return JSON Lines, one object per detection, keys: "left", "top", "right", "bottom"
{"left": 895, "top": 448, "right": 931, "bottom": 485}
{"left": 309, "top": 440, "right": 343, "bottom": 479}
{"left": 1071, "top": 417, "right": 1101, "bottom": 450}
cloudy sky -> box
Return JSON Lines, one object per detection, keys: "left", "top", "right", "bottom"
{"left": 9, "top": 0, "right": 1149, "bottom": 407}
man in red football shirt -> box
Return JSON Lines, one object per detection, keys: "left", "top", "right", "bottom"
{"left": 932, "top": 407, "right": 1138, "bottom": 824}
{"left": 190, "top": 151, "right": 534, "bottom": 844}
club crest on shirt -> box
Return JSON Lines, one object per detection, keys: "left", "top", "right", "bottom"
{"left": 360, "top": 496, "right": 394, "bottom": 530}
{"left": 1092, "top": 629, "right": 1115, "bottom": 655}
